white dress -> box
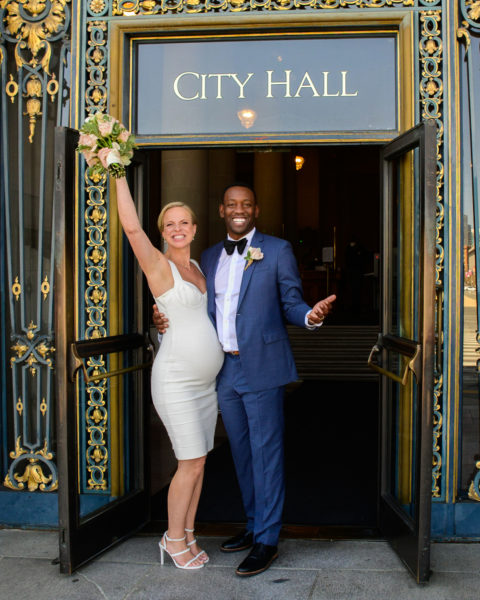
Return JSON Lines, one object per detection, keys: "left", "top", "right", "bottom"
{"left": 151, "top": 260, "right": 224, "bottom": 460}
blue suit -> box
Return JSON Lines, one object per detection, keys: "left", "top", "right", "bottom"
{"left": 201, "top": 230, "right": 312, "bottom": 545}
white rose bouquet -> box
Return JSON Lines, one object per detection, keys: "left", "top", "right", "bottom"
{"left": 77, "top": 112, "right": 137, "bottom": 179}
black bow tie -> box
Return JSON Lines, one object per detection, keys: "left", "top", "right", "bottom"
{"left": 224, "top": 238, "right": 248, "bottom": 255}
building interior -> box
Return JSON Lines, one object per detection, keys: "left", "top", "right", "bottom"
{"left": 136, "top": 145, "right": 382, "bottom": 534}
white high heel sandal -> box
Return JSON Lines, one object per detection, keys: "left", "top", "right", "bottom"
{"left": 159, "top": 532, "right": 204, "bottom": 570}
{"left": 185, "top": 528, "right": 209, "bottom": 564}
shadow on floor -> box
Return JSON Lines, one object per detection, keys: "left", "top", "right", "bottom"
{"left": 151, "top": 380, "right": 379, "bottom": 529}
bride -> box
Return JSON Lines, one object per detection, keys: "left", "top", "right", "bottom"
{"left": 98, "top": 148, "right": 224, "bottom": 570}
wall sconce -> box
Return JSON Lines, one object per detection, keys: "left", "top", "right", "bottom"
{"left": 237, "top": 109, "right": 257, "bottom": 129}
{"left": 295, "top": 155, "right": 305, "bottom": 171}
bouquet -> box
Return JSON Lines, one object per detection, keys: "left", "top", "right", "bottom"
{"left": 77, "top": 112, "right": 137, "bottom": 179}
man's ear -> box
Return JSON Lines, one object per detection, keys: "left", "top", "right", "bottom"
{"left": 219, "top": 204, "right": 225, "bottom": 218}
{"left": 255, "top": 204, "right": 260, "bottom": 218}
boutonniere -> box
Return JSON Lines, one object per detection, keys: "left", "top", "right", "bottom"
{"left": 244, "top": 247, "right": 264, "bottom": 271}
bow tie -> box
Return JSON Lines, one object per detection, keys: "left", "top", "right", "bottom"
{"left": 224, "top": 238, "right": 248, "bottom": 255}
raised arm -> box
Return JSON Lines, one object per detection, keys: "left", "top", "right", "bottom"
{"left": 99, "top": 149, "right": 172, "bottom": 297}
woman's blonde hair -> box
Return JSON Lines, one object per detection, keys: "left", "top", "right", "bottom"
{"left": 157, "top": 202, "right": 197, "bottom": 233}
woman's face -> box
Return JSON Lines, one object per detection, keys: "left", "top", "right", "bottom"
{"left": 162, "top": 207, "right": 197, "bottom": 249}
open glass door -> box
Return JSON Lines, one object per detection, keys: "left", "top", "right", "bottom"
{"left": 368, "top": 121, "right": 436, "bottom": 583}
{"left": 54, "top": 127, "right": 152, "bottom": 574}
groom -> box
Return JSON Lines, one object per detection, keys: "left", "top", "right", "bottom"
{"left": 155, "top": 183, "right": 335, "bottom": 576}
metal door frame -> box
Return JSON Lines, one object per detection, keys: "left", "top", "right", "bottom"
{"left": 376, "top": 120, "right": 436, "bottom": 583}
{"left": 54, "top": 126, "right": 152, "bottom": 574}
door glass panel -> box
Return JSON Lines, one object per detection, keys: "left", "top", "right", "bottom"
{"left": 386, "top": 147, "right": 420, "bottom": 519}
{"left": 78, "top": 358, "right": 146, "bottom": 519}
{"left": 77, "top": 163, "right": 148, "bottom": 520}
{"left": 56, "top": 129, "right": 150, "bottom": 573}
{"left": 460, "top": 50, "right": 480, "bottom": 497}
{"left": 376, "top": 122, "right": 435, "bottom": 583}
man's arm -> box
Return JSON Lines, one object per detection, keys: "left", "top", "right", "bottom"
{"left": 276, "top": 241, "right": 336, "bottom": 327}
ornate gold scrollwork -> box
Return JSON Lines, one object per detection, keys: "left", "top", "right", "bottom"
{"left": 9, "top": 436, "right": 27, "bottom": 459}
{"left": 46, "top": 73, "right": 59, "bottom": 101}
{"left": 11, "top": 341, "right": 28, "bottom": 359}
{"left": 419, "top": 10, "right": 444, "bottom": 498}
{"left": 111, "top": 0, "right": 417, "bottom": 13}
{"left": 12, "top": 276, "right": 21, "bottom": 300}
{"left": 41, "top": 276, "right": 50, "bottom": 300}
{"left": 16, "top": 398, "right": 24, "bottom": 416}
{"left": 40, "top": 397, "right": 47, "bottom": 416}
{"left": 13, "top": 458, "right": 53, "bottom": 492}
{"left": 6, "top": 74, "right": 19, "bottom": 103}
{"left": 36, "top": 439, "right": 53, "bottom": 460}
{"left": 90, "top": 0, "right": 107, "bottom": 13}
{"left": 4, "top": 437, "right": 57, "bottom": 491}
{"left": 142, "top": 0, "right": 157, "bottom": 11}
{"left": 457, "top": 25, "right": 471, "bottom": 52}
{"left": 27, "top": 321, "right": 37, "bottom": 340}
{"left": 2, "top": 0, "right": 70, "bottom": 141}
{"left": 467, "top": 0, "right": 480, "bottom": 21}
{"left": 27, "top": 354, "right": 38, "bottom": 376}
{"left": 3, "top": 0, "right": 71, "bottom": 73}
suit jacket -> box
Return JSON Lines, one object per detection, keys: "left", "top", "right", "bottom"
{"left": 201, "top": 230, "right": 312, "bottom": 392}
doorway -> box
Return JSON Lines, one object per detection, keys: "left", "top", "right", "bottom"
{"left": 139, "top": 145, "right": 381, "bottom": 535}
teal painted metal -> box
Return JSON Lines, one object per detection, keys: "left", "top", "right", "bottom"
{"left": 0, "top": 1, "right": 71, "bottom": 499}
{"left": 0, "top": 0, "right": 461, "bottom": 531}
{"left": 80, "top": 10, "right": 112, "bottom": 495}
{"left": 0, "top": 49, "right": 7, "bottom": 478}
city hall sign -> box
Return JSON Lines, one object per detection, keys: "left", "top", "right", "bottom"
{"left": 131, "top": 35, "right": 398, "bottom": 142}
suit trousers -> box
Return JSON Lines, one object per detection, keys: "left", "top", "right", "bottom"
{"left": 217, "top": 353, "right": 285, "bottom": 546}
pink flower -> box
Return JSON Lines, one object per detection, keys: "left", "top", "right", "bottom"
{"left": 118, "top": 129, "right": 130, "bottom": 143}
{"left": 98, "top": 119, "right": 114, "bottom": 136}
{"left": 248, "top": 247, "right": 264, "bottom": 261}
{"left": 244, "top": 246, "right": 264, "bottom": 271}
{"left": 84, "top": 150, "right": 99, "bottom": 167}
{"left": 79, "top": 133, "right": 98, "bottom": 149}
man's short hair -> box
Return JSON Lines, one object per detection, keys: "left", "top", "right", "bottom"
{"left": 222, "top": 182, "right": 257, "bottom": 204}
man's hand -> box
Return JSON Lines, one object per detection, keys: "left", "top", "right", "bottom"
{"left": 307, "top": 294, "right": 337, "bottom": 325}
{"left": 153, "top": 304, "right": 169, "bottom": 334}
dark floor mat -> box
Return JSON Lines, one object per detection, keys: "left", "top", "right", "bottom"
{"left": 151, "top": 380, "right": 379, "bottom": 526}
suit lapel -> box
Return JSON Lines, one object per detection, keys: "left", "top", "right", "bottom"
{"left": 238, "top": 231, "right": 264, "bottom": 309}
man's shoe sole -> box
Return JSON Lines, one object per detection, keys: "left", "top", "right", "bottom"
{"left": 235, "top": 552, "right": 278, "bottom": 576}
{"left": 220, "top": 543, "right": 253, "bottom": 553}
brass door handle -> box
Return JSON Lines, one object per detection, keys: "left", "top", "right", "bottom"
{"left": 69, "top": 333, "right": 154, "bottom": 383}
{"left": 368, "top": 334, "right": 422, "bottom": 386}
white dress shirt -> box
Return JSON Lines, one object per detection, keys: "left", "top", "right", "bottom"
{"left": 215, "top": 228, "right": 256, "bottom": 352}
{"left": 215, "top": 228, "right": 320, "bottom": 353}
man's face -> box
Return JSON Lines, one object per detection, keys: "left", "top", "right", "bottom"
{"left": 220, "top": 186, "right": 259, "bottom": 240}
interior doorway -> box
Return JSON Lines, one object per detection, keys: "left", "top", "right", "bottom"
{"left": 140, "top": 145, "right": 381, "bottom": 534}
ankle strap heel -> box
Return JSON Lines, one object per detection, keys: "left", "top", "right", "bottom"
{"left": 185, "top": 528, "right": 209, "bottom": 564}
{"left": 159, "top": 532, "right": 204, "bottom": 570}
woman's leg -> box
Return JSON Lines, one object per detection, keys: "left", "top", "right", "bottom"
{"left": 165, "top": 456, "right": 206, "bottom": 567}
{"left": 184, "top": 468, "right": 208, "bottom": 561}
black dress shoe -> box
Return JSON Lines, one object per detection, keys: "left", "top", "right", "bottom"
{"left": 235, "top": 543, "right": 278, "bottom": 577}
{"left": 220, "top": 529, "right": 254, "bottom": 553}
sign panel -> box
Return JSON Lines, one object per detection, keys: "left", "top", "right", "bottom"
{"left": 134, "top": 35, "right": 398, "bottom": 141}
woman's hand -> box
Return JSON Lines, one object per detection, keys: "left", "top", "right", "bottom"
{"left": 98, "top": 147, "right": 122, "bottom": 170}
{"left": 153, "top": 304, "right": 169, "bottom": 333}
